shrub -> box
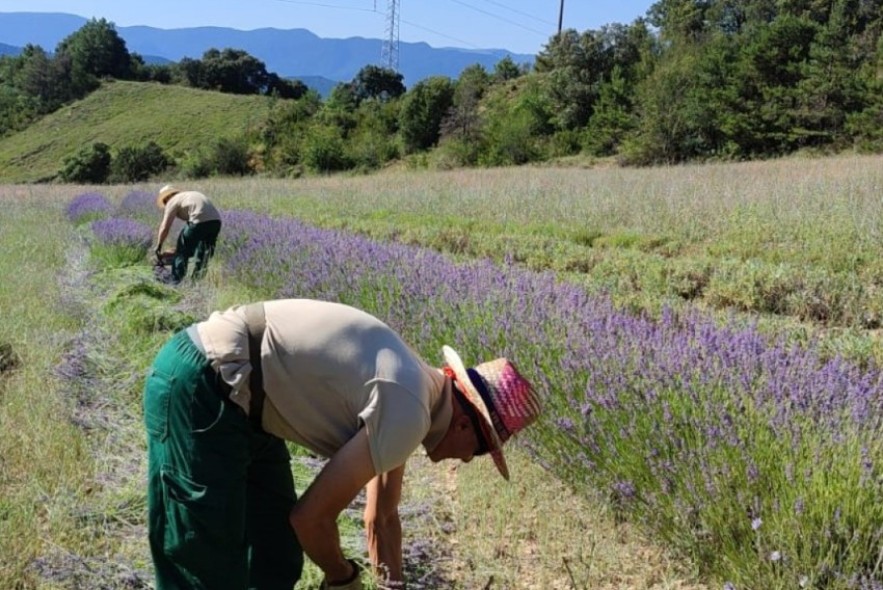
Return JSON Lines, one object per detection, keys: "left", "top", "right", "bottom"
{"left": 179, "top": 137, "right": 253, "bottom": 178}
{"left": 705, "top": 259, "right": 797, "bottom": 315}
{"left": 302, "top": 125, "right": 352, "bottom": 173}
{"left": 345, "top": 128, "right": 398, "bottom": 172}
{"left": 479, "top": 108, "right": 543, "bottom": 166}
{"left": 432, "top": 137, "right": 482, "bottom": 168}
{"left": 211, "top": 137, "right": 253, "bottom": 176}
{"left": 665, "top": 257, "right": 715, "bottom": 301}
{"left": 109, "top": 141, "right": 173, "bottom": 183}
{"left": 59, "top": 142, "right": 112, "bottom": 184}
{"left": 179, "top": 149, "right": 214, "bottom": 179}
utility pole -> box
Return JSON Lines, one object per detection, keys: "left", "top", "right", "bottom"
{"left": 381, "top": 0, "right": 401, "bottom": 72}
{"left": 557, "top": 0, "right": 564, "bottom": 35}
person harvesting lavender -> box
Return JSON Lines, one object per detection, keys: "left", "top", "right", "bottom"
{"left": 153, "top": 184, "right": 222, "bottom": 285}
{"left": 143, "top": 298, "right": 541, "bottom": 590}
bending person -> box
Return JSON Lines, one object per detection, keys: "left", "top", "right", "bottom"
{"left": 143, "top": 298, "right": 542, "bottom": 589}
{"left": 153, "top": 184, "right": 221, "bottom": 284}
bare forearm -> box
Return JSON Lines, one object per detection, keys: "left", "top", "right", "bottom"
{"left": 290, "top": 515, "right": 353, "bottom": 581}
{"left": 367, "top": 517, "right": 403, "bottom": 584}
{"left": 289, "top": 430, "right": 377, "bottom": 585}
{"left": 156, "top": 225, "right": 169, "bottom": 248}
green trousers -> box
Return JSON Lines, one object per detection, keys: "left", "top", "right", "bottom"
{"left": 143, "top": 330, "right": 303, "bottom": 590}
{"left": 173, "top": 219, "right": 221, "bottom": 282}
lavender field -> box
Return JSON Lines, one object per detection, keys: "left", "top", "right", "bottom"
{"left": 212, "top": 208, "right": 883, "bottom": 590}
{"left": 3, "top": 158, "right": 883, "bottom": 589}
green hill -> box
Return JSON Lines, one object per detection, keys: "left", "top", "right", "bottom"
{"left": 0, "top": 80, "right": 274, "bottom": 183}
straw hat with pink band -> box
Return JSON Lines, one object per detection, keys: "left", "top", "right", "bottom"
{"left": 442, "top": 345, "right": 542, "bottom": 480}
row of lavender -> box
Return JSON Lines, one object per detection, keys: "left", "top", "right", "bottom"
{"left": 68, "top": 191, "right": 883, "bottom": 589}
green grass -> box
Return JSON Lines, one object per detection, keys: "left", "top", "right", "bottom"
{"left": 0, "top": 80, "right": 273, "bottom": 183}
{"left": 183, "top": 154, "right": 883, "bottom": 363}
{"left": 0, "top": 187, "right": 94, "bottom": 587}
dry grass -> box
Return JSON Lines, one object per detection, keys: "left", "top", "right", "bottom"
{"left": 402, "top": 448, "right": 710, "bottom": 590}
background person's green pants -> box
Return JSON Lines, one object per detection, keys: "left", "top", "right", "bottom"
{"left": 143, "top": 330, "right": 303, "bottom": 590}
{"left": 172, "top": 219, "right": 221, "bottom": 283}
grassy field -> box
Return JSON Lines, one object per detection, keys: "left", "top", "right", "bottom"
{"left": 0, "top": 180, "right": 709, "bottom": 589}
{"left": 3, "top": 154, "right": 883, "bottom": 589}
{"left": 0, "top": 81, "right": 273, "bottom": 183}
{"left": 183, "top": 154, "right": 883, "bottom": 362}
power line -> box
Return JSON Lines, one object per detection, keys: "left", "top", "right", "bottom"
{"left": 266, "top": 0, "right": 490, "bottom": 49}
{"left": 267, "top": 0, "right": 542, "bottom": 50}
{"left": 399, "top": 17, "right": 482, "bottom": 49}
{"left": 441, "top": 0, "right": 550, "bottom": 38}
{"left": 269, "top": 0, "right": 377, "bottom": 14}
{"left": 475, "top": 0, "right": 556, "bottom": 27}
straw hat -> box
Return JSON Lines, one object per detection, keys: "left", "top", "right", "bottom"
{"left": 156, "top": 184, "right": 181, "bottom": 209}
{"left": 442, "top": 345, "right": 542, "bottom": 480}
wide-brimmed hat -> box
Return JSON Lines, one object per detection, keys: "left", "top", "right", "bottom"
{"left": 156, "top": 184, "right": 181, "bottom": 209}
{"left": 442, "top": 345, "right": 541, "bottom": 480}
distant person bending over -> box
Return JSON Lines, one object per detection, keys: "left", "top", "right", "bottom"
{"left": 142, "top": 298, "right": 542, "bottom": 590}
{"left": 153, "top": 184, "right": 222, "bottom": 284}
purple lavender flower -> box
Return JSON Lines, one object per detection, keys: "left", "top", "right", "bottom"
{"left": 612, "top": 480, "right": 637, "bottom": 500}
{"left": 91, "top": 218, "right": 152, "bottom": 249}
{"left": 118, "top": 190, "right": 157, "bottom": 217}
{"left": 66, "top": 192, "right": 113, "bottom": 224}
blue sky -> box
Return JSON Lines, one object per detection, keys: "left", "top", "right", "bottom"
{"left": 0, "top": 0, "right": 655, "bottom": 55}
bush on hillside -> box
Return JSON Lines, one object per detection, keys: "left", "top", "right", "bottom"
{"left": 302, "top": 125, "right": 352, "bottom": 173}
{"left": 59, "top": 142, "right": 112, "bottom": 183}
{"left": 345, "top": 127, "right": 399, "bottom": 172}
{"left": 178, "top": 136, "right": 253, "bottom": 179}
{"left": 211, "top": 137, "right": 253, "bottom": 176}
{"left": 109, "top": 141, "right": 173, "bottom": 183}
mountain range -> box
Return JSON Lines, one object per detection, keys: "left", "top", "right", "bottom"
{"left": 0, "top": 12, "right": 537, "bottom": 91}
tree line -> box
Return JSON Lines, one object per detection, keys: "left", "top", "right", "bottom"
{"left": 2, "top": 0, "right": 882, "bottom": 182}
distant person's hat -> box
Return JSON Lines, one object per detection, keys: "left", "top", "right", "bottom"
{"left": 156, "top": 185, "right": 181, "bottom": 209}
{"left": 442, "top": 345, "right": 542, "bottom": 480}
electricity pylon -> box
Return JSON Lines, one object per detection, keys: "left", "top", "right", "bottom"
{"left": 380, "top": 0, "right": 400, "bottom": 72}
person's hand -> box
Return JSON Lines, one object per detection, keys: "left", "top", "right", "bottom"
{"left": 322, "top": 559, "right": 362, "bottom": 589}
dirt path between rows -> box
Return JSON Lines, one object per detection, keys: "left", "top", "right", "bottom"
{"left": 400, "top": 450, "right": 711, "bottom": 590}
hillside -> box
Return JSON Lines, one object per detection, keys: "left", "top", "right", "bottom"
{"left": 0, "top": 80, "right": 273, "bottom": 183}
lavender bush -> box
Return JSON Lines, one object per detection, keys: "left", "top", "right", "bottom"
{"left": 119, "top": 189, "right": 186, "bottom": 239}
{"left": 65, "top": 192, "right": 113, "bottom": 225}
{"left": 213, "top": 210, "right": 883, "bottom": 589}
{"left": 117, "top": 190, "right": 157, "bottom": 219}
{"left": 90, "top": 217, "right": 153, "bottom": 267}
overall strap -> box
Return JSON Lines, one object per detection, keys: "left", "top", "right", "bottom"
{"left": 242, "top": 302, "right": 267, "bottom": 431}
